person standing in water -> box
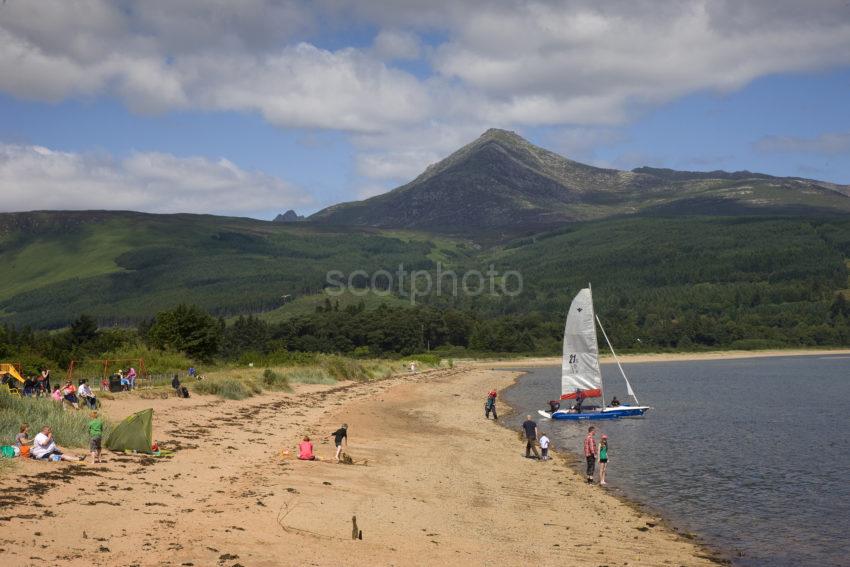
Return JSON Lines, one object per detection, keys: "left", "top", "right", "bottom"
{"left": 521, "top": 415, "right": 540, "bottom": 459}
{"left": 329, "top": 424, "right": 348, "bottom": 462}
{"left": 598, "top": 434, "right": 609, "bottom": 486}
{"left": 583, "top": 426, "right": 597, "bottom": 483}
{"left": 484, "top": 388, "right": 498, "bottom": 419}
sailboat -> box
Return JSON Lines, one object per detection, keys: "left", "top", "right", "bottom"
{"left": 538, "top": 286, "right": 651, "bottom": 420}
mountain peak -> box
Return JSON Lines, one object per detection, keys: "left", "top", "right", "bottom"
{"left": 310, "top": 130, "right": 850, "bottom": 234}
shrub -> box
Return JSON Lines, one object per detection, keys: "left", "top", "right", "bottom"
{"left": 321, "top": 356, "right": 369, "bottom": 382}
{"left": 284, "top": 368, "right": 337, "bottom": 385}
{"left": 261, "top": 368, "right": 292, "bottom": 392}
{"left": 407, "top": 353, "right": 441, "bottom": 366}
{"left": 192, "top": 377, "right": 261, "bottom": 400}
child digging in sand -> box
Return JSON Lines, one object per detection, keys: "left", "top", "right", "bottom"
{"left": 89, "top": 411, "right": 104, "bottom": 463}
{"left": 298, "top": 436, "right": 316, "bottom": 461}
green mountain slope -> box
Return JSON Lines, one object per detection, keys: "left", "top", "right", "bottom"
{"left": 310, "top": 129, "right": 850, "bottom": 233}
{"left": 0, "top": 211, "right": 440, "bottom": 328}
{"left": 2, "top": 210, "right": 850, "bottom": 351}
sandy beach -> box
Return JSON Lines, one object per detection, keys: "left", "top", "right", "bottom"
{"left": 1, "top": 364, "right": 721, "bottom": 566}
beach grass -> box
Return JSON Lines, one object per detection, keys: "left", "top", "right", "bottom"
{"left": 0, "top": 389, "right": 106, "bottom": 448}
{"left": 189, "top": 355, "right": 443, "bottom": 400}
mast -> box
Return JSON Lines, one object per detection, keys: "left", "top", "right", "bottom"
{"left": 588, "top": 283, "right": 604, "bottom": 407}
{"left": 596, "top": 313, "right": 640, "bottom": 405}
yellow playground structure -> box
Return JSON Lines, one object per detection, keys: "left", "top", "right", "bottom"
{"left": 1, "top": 362, "right": 25, "bottom": 396}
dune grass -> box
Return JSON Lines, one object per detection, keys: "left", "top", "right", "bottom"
{"left": 190, "top": 355, "right": 443, "bottom": 400}
{"left": 0, "top": 389, "right": 106, "bottom": 448}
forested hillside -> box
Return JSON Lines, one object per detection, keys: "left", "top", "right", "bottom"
{"left": 1, "top": 211, "right": 849, "bottom": 363}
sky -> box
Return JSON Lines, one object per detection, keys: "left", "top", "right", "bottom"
{"left": 1, "top": 0, "right": 849, "bottom": 219}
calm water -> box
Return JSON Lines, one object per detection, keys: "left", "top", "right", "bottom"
{"left": 500, "top": 355, "right": 850, "bottom": 566}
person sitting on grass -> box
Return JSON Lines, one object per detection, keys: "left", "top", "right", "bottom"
{"left": 31, "top": 426, "right": 85, "bottom": 462}
{"left": 51, "top": 386, "right": 63, "bottom": 404}
{"left": 23, "top": 376, "right": 36, "bottom": 397}
{"left": 78, "top": 379, "right": 97, "bottom": 409}
{"left": 14, "top": 423, "right": 32, "bottom": 449}
{"left": 298, "top": 436, "right": 316, "bottom": 461}
{"left": 62, "top": 380, "right": 80, "bottom": 409}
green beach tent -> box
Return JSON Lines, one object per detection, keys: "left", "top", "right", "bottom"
{"left": 106, "top": 408, "right": 154, "bottom": 453}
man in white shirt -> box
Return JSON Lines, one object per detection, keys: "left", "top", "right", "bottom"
{"left": 31, "top": 426, "right": 84, "bottom": 462}
{"left": 77, "top": 380, "right": 97, "bottom": 409}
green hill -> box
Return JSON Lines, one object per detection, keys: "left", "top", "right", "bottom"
{"left": 1, "top": 210, "right": 850, "bottom": 354}
{"left": 0, "top": 211, "right": 439, "bottom": 327}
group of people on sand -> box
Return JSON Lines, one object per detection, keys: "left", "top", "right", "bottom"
{"left": 517, "top": 415, "right": 610, "bottom": 484}
{"left": 10, "top": 413, "right": 103, "bottom": 463}
{"left": 297, "top": 424, "right": 349, "bottom": 463}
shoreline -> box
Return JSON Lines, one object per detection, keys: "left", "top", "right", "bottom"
{"left": 495, "top": 367, "right": 730, "bottom": 565}
{"left": 1, "top": 364, "right": 724, "bottom": 566}
{"left": 474, "top": 347, "right": 850, "bottom": 367}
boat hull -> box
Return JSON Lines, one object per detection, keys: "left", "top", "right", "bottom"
{"left": 538, "top": 406, "right": 650, "bottom": 420}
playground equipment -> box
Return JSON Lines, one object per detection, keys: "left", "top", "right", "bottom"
{"left": 67, "top": 358, "right": 148, "bottom": 391}
{"left": 0, "top": 363, "right": 24, "bottom": 396}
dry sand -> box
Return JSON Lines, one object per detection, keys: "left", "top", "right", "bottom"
{"left": 1, "top": 365, "right": 721, "bottom": 566}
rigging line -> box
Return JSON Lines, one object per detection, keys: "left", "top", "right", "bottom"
{"left": 595, "top": 314, "right": 639, "bottom": 405}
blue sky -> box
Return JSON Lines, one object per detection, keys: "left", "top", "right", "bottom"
{"left": 1, "top": 1, "right": 849, "bottom": 218}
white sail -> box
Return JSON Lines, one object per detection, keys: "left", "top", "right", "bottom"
{"left": 561, "top": 288, "right": 603, "bottom": 399}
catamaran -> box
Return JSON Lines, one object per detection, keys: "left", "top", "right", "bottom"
{"left": 538, "top": 286, "right": 651, "bottom": 421}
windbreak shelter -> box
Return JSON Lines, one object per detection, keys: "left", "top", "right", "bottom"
{"left": 106, "top": 408, "right": 154, "bottom": 453}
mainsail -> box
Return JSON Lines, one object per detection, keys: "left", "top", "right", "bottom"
{"left": 561, "top": 288, "right": 603, "bottom": 399}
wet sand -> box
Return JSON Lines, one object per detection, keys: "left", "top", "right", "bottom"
{"left": 0, "top": 365, "right": 719, "bottom": 566}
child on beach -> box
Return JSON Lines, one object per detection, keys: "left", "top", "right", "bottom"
{"left": 328, "top": 424, "right": 348, "bottom": 462}
{"left": 539, "top": 433, "right": 550, "bottom": 460}
{"left": 485, "top": 388, "right": 498, "bottom": 420}
{"left": 14, "top": 423, "right": 32, "bottom": 451}
{"left": 88, "top": 411, "right": 104, "bottom": 463}
{"left": 598, "top": 435, "right": 609, "bottom": 486}
{"left": 298, "top": 436, "right": 316, "bottom": 461}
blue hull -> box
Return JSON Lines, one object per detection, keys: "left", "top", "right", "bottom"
{"left": 545, "top": 407, "right": 648, "bottom": 420}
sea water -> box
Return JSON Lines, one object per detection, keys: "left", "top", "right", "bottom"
{"left": 500, "top": 355, "right": 850, "bottom": 566}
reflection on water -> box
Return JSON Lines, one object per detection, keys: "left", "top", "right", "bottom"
{"left": 500, "top": 355, "right": 850, "bottom": 567}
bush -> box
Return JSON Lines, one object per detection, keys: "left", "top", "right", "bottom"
{"left": 0, "top": 389, "right": 106, "bottom": 448}
{"left": 284, "top": 368, "right": 337, "bottom": 385}
{"left": 728, "top": 339, "right": 787, "bottom": 350}
{"left": 192, "top": 377, "right": 261, "bottom": 400}
{"left": 261, "top": 368, "right": 292, "bottom": 392}
{"left": 321, "top": 356, "right": 369, "bottom": 382}
{"left": 407, "top": 353, "right": 441, "bottom": 366}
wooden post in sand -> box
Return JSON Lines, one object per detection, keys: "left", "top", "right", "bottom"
{"left": 352, "top": 516, "right": 358, "bottom": 540}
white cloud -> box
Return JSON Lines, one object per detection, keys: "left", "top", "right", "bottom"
{"left": 754, "top": 132, "right": 850, "bottom": 155}
{"left": 372, "top": 29, "right": 422, "bottom": 61}
{"left": 0, "top": 144, "right": 311, "bottom": 217}
{"left": 2, "top": 0, "right": 850, "bottom": 198}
